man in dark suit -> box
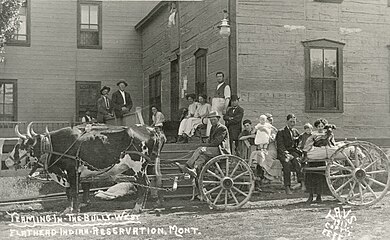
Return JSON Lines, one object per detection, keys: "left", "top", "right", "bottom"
{"left": 96, "top": 86, "right": 113, "bottom": 123}
{"left": 276, "top": 113, "right": 303, "bottom": 194}
{"left": 112, "top": 80, "right": 133, "bottom": 126}
{"left": 223, "top": 95, "right": 244, "bottom": 154}
{"left": 176, "top": 111, "right": 230, "bottom": 178}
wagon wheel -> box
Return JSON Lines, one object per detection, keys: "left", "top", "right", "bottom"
{"left": 198, "top": 155, "right": 254, "bottom": 210}
{"left": 326, "top": 141, "right": 390, "bottom": 206}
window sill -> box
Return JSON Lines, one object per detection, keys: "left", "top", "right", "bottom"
{"left": 314, "top": 0, "right": 343, "bottom": 3}
{"left": 77, "top": 45, "right": 102, "bottom": 50}
{"left": 305, "top": 109, "right": 343, "bottom": 113}
{"left": 6, "top": 41, "right": 30, "bottom": 47}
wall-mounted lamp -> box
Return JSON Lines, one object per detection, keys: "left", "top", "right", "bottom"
{"left": 218, "top": 10, "right": 230, "bottom": 38}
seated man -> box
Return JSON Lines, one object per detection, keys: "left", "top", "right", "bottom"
{"left": 176, "top": 111, "right": 230, "bottom": 178}
{"left": 276, "top": 113, "right": 303, "bottom": 195}
{"left": 237, "top": 119, "right": 256, "bottom": 158}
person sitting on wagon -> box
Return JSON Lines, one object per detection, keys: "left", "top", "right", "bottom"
{"left": 276, "top": 114, "right": 303, "bottom": 195}
{"left": 176, "top": 111, "right": 230, "bottom": 178}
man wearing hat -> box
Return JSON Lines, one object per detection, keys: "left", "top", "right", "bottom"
{"left": 112, "top": 79, "right": 133, "bottom": 126}
{"left": 97, "top": 86, "right": 113, "bottom": 123}
{"left": 176, "top": 111, "right": 230, "bottom": 178}
{"left": 223, "top": 95, "right": 244, "bottom": 154}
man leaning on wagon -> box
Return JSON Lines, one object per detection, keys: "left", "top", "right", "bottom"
{"left": 276, "top": 113, "right": 303, "bottom": 195}
{"left": 176, "top": 111, "right": 230, "bottom": 178}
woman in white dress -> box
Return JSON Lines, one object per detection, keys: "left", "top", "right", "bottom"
{"left": 178, "top": 94, "right": 211, "bottom": 143}
{"left": 178, "top": 94, "right": 200, "bottom": 142}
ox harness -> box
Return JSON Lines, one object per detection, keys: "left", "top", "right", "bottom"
{"left": 30, "top": 129, "right": 181, "bottom": 192}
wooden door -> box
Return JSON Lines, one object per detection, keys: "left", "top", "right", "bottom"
{"left": 149, "top": 72, "right": 162, "bottom": 125}
{"left": 76, "top": 81, "right": 101, "bottom": 121}
{"left": 170, "top": 59, "right": 180, "bottom": 120}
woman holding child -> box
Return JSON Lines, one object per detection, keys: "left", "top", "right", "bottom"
{"left": 301, "top": 118, "right": 330, "bottom": 203}
{"left": 250, "top": 113, "right": 282, "bottom": 182}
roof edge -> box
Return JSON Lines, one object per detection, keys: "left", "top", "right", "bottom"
{"left": 135, "top": 1, "right": 168, "bottom": 31}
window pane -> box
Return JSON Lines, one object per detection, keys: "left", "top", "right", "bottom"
{"left": 0, "top": 84, "right": 4, "bottom": 104}
{"left": 81, "top": 5, "right": 90, "bottom": 24}
{"left": 90, "top": 6, "right": 98, "bottom": 25}
{"left": 4, "top": 104, "right": 13, "bottom": 114}
{"left": 323, "top": 80, "right": 337, "bottom": 108}
{"left": 324, "top": 49, "right": 337, "bottom": 77}
{"left": 18, "top": 16, "right": 27, "bottom": 35}
{"left": 80, "top": 31, "right": 99, "bottom": 45}
{"left": 310, "top": 49, "right": 323, "bottom": 77}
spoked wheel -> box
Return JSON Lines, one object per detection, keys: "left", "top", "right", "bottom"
{"left": 326, "top": 141, "right": 390, "bottom": 206}
{"left": 198, "top": 155, "right": 254, "bottom": 210}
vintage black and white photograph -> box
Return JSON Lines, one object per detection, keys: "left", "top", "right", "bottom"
{"left": 0, "top": 0, "right": 390, "bottom": 239}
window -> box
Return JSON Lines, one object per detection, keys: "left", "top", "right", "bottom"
{"left": 7, "top": 0, "right": 30, "bottom": 46}
{"left": 195, "top": 48, "right": 207, "bottom": 97}
{"left": 77, "top": 1, "right": 102, "bottom": 49}
{"left": 302, "top": 39, "right": 344, "bottom": 112}
{"left": 0, "top": 80, "right": 17, "bottom": 121}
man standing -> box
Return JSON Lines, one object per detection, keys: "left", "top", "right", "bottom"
{"left": 112, "top": 80, "right": 133, "bottom": 126}
{"left": 97, "top": 86, "right": 113, "bottom": 123}
{"left": 211, "top": 71, "right": 231, "bottom": 122}
{"left": 276, "top": 114, "right": 303, "bottom": 195}
{"left": 223, "top": 95, "right": 244, "bottom": 154}
{"left": 176, "top": 111, "right": 230, "bottom": 178}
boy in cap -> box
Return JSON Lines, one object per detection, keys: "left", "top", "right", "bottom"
{"left": 112, "top": 79, "right": 133, "bottom": 126}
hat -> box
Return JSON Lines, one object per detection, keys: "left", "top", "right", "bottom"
{"left": 100, "top": 86, "right": 110, "bottom": 94}
{"left": 231, "top": 95, "right": 240, "bottom": 101}
{"left": 207, "top": 111, "right": 222, "bottom": 118}
{"left": 117, "top": 80, "right": 128, "bottom": 87}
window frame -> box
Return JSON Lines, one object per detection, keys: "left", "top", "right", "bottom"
{"left": 314, "top": 0, "right": 343, "bottom": 3}
{"left": 302, "top": 39, "right": 345, "bottom": 113}
{"left": 77, "top": 0, "right": 102, "bottom": 49}
{"left": 0, "top": 79, "right": 18, "bottom": 121}
{"left": 194, "top": 48, "right": 208, "bottom": 97}
{"left": 6, "top": 0, "right": 31, "bottom": 47}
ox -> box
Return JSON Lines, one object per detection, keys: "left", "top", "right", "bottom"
{"left": 6, "top": 122, "right": 165, "bottom": 213}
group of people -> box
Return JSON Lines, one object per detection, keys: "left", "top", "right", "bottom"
{"left": 82, "top": 80, "right": 133, "bottom": 125}
{"left": 176, "top": 99, "right": 337, "bottom": 203}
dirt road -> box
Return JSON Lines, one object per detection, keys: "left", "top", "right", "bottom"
{"left": 0, "top": 189, "right": 389, "bottom": 240}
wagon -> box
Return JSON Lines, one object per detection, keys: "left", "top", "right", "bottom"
{"left": 302, "top": 141, "right": 390, "bottom": 206}
{"left": 177, "top": 140, "right": 390, "bottom": 210}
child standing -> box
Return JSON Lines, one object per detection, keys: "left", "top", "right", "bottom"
{"left": 254, "top": 115, "right": 276, "bottom": 153}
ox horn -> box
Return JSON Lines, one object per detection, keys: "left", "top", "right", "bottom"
{"left": 26, "top": 122, "right": 33, "bottom": 139}
{"left": 15, "top": 124, "right": 28, "bottom": 140}
{"left": 45, "top": 126, "right": 50, "bottom": 136}
{"left": 27, "top": 122, "right": 38, "bottom": 137}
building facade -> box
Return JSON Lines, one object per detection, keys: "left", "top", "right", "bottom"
{"left": 1, "top": 0, "right": 389, "bottom": 142}
{"left": 137, "top": 0, "right": 390, "bottom": 142}
{"left": 0, "top": 0, "right": 156, "bottom": 125}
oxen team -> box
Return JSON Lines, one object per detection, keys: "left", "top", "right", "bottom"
{"left": 5, "top": 123, "right": 165, "bottom": 213}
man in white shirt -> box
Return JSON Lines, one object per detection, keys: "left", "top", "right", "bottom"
{"left": 211, "top": 71, "right": 231, "bottom": 120}
{"left": 112, "top": 80, "right": 133, "bottom": 126}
